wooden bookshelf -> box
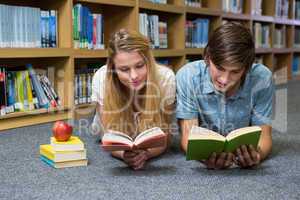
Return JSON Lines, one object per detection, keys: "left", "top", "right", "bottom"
{"left": 0, "top": 0, "right": 299, "bottom": 130}
{"left": 73, "top": 49, "right": 108, "bottom": 58}
{"left": 139, "top": 0, "right": 184, "bottom": 14}
{"left": 0, "top": 48, "right": 72, "bottom": 58}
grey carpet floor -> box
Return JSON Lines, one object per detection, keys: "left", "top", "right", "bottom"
{"left": 0, "top": 80, "right": 299, "bottom": 200}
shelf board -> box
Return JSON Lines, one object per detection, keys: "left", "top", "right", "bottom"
{"left": 273, "top": 48, "right": 293, "bottom": 54}
{"left": 0, "top": 48, "right": 71, "bottom": 58}
{"left": 76, "top": 0, "right": 136, "bottom": 7}
{"left": 274, "top": 18, "right": 294, "bottom": 25}
{"left": 152, "top": 49, "right": 185, "bottom": 57}
{"left": 293, "top": 47, "right": 300, "bottom": 53}
{"left": 294, "top": 20, "right": 300, "bottom": 26}
{"left": 0, "top": 107, "right": 69, "bottom": 120}
{"left": 255, "top": 48, "right": 273, "bottom": 54}
{"left": 252, "top": 15, "right": 274, "bottom": 23}
{"left": 184, "top": 48, "right": 204, "bottom": 55}
{"left": 75, "top": 102, "right": 97, "bottom": 109}
{"left": 222, "top": 12, "right": 251, "bottom": 21}
{"left": 73, "top": 103, "right": 97, "bottom": 119}
{"left": 291, "top": 74, "right": 300, "bottom": 81}
{"left": 139, "top": 0, "right": 184, "bottom": 14}
{"left": 73, "top": 49, "right": 108, "bottom": 58}
{"left": 185, "top": 6, "right": 221, "bottom": 16}
{"left": 0, "top": 107, "right": 70, "bottom": 131}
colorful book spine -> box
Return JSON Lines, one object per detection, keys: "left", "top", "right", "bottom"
{"left": 26, "top": 64, "right": 49, "bottom": 108}
{"left": 0, "top": 67, "right": 7, "bottom": 116}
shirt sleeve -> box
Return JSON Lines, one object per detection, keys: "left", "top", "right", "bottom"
{"left": 250, "top": 74, "right": 274, "bottom": 126}
{"left": 161, "top": 68, "right": 176, "bottom": 106}
{"left": 175, "top": 66, "right": 199, "bottom": 119}
{"left": 91, "top": 67, "right": 105, "bottom": 106}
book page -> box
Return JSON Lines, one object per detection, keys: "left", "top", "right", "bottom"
{"left": 189, "top": 126, "right": 225, "bottom": 141}
{"left": 226, "top": 126, "right": 261, "bottom": 141}
{"left": 134, "top": 127, "right": 164, "bottom": 142}
{"left": 102, "top": 130, "right": 133, "bottom": 146}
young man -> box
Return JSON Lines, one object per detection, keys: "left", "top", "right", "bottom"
{"left": 176, "top": 22, "right": 274, "bottom": 169}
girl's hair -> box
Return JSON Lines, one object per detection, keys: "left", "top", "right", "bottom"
{"left": 204, "top": 22, "right": 255, "bottom": 74}
{"left": 102, "top": 29, "right": 168, "bottom": 136}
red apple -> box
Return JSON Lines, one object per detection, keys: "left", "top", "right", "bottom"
{"left": 52, "top": 121, "right": 73, "bottom": 141}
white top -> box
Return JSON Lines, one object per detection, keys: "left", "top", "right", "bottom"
{"left": 90, "top": 64, "right": 176, "bottom": 136}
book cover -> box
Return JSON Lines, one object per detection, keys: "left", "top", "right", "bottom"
{"left": 40, "top": 155, "right": 88, "bottom": 169}
{"left": 101, "top": 127, "right": 167, "bottom": 151}
{"left": 50, "top": 136, "right": 85, "bottom": 151}
{"left": 40, "top": 144, "right": 86, "bottom": 162}
{"left": 186, "top": 126, "right": 261, "bottom": 160}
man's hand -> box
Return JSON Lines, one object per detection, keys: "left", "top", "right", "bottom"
{"left": 202, "top": 152, "right": 235, "bottom": 169}
{"left": 123, "top": 150, "right": 149, "bottom": 170}
{"left": 235, "top": 145, "right": 261, "bottom": 168}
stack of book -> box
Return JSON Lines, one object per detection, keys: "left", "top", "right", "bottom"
{"left": 40, "top": 136, "right": 88, "bottom": 168}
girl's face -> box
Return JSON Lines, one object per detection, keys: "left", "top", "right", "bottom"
{"left": 113, "top": 51, "right": 148, "bottom": 91}
{"left": 208, "top": 59, "right": 245, "bottom": 95}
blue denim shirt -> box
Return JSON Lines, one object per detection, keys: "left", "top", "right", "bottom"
{"left": 176, "top": 60, "right": 274, "bottom": 136}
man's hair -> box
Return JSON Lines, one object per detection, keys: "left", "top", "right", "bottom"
{"left": 204, "top": 22, "right": 255, "bottom": 72}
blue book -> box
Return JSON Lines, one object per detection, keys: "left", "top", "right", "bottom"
{"left": 26, "top": 64, "right": 49, "bottom": 108}
{"left": 6, "top": 71, "right": 15, "bottom": 113}
{"left": 292, "top": 57, "right": 299, "bottom": 75}
{"left": 203, "top": 19, "right": 209, "bottom": 47}
{"left": 49, "top": 10, "right": 57, "bottom": 48}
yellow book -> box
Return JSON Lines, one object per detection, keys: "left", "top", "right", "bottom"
{"left": 50, "top": 136, "right": 84, "bottom": 151}
{"left": 40, "top": 144, "right": 86, "bottom": 162}
{"left": 24, "top": 70, "right": 34, "bottom": 110}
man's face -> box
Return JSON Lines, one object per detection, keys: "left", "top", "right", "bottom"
{"left": 208, "top": 59, "right": 246, "bottom": 95}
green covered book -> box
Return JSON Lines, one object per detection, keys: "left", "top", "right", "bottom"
{"left": 186, "top": 126, "right": 262, "bottom": 160}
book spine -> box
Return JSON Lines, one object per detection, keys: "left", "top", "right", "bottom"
{"left": 6, "top": 71, "right": 15, "bottom": 113}
{"left": 37, "top": 74, "right": 57, "bottom": 108}
{"left": 0, "top": 67, "right": 7, "bottom": 116}
{"left": 26, "top": 64, "right": 49, "bottom": 108}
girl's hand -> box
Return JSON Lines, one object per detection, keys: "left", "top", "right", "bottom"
{"left": 123, "top": 150, "right": 149, "bottom": 170}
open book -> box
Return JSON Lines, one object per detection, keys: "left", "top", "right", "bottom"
{"left": 101, "top": 127, "right": 167, "bottom": 151}
{"left": 186, "top": 126, "right": 261, "bottom": 160}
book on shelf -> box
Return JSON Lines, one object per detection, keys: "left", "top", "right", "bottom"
{"left": 292, "top": 56, "right": 300, "bottom": 76}
{"left": 0, "top": 65, "right": 61, "bottom": 116}
{"left": 139, "top": 13, "right": 167, "bottom": 49}
{"left": 40, "top": 144, "right": 87, "bottom": 162}
{"left": 74, "top": 65, "right": 100, "bottom": 105}
{"left": 273, "top": 26, "right": 286, "bottom": 48}
{"left": 73, "top": 4, "right": 104, "bottom": 50}
{"left": 40, "top": 155, "right": 88, "bottom": 169}
{"left": 0, "top": 67, "right": 6, "bottom": 116}
{"left": 185, "top": 0, "right": 201, "bottom": 8}
{"left": 275, "top": 0, "right": 289, "bottom": 18}
{"left": 101, "top": 127, "right": 167, "bottom": 151}
{"left": 185, "top": 18, "right": 209, "bottom": 48}
{"left": 222, "top": 0, "right": 243, "bottom": 14}
{"left": 253, "top": 22, "right": 271, "bottom": 48}
{"left": 0, "top": 4, "right": 56, "bottom": 48}
{"left": 296, "top": 0, "right": 300, "bottom": 20}
{"left": 186, "top": 126, "right": 261, "bottom": 160}
{"left": 148, "top": 0, "right": 167, "bottom": 4}
{"left": 50, "top": 136, "right": 85, "bottom": 151}
{"left": 251, "top": 0, "right": 262, "bottom": 15}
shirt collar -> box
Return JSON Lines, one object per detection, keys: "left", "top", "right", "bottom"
{"left": 202, "top": 66, "right": 215, "bottom": 94}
